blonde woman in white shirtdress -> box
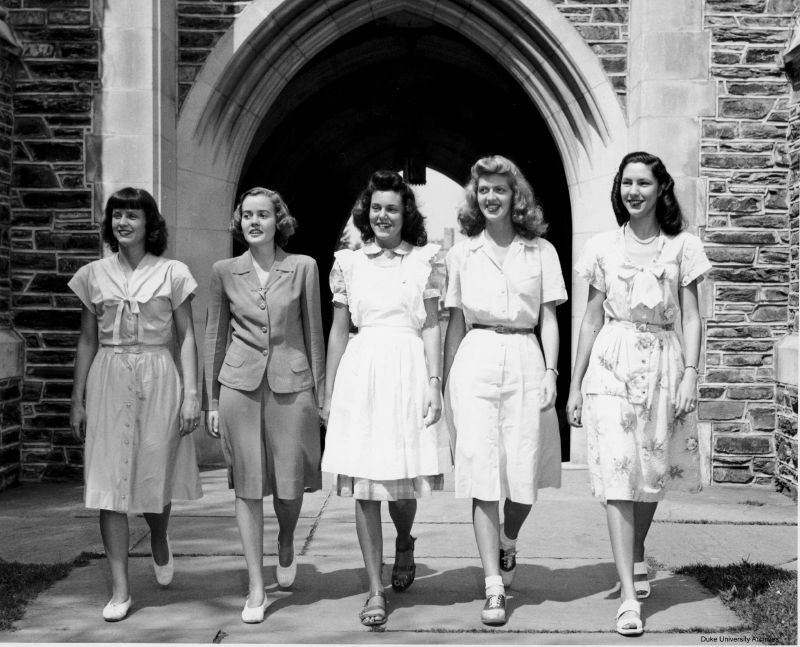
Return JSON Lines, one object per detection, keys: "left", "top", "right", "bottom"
{"left": 567, "top": 152, "right": 710, "bottom": 636}
{"left": 69, "top": 188, "right": 202, "bottom": 622}
{"left": 321, "top": 170, "right": 445, "bottom": 627}
{"left": 443, "top": 156, "right": 567, "bottom": 626}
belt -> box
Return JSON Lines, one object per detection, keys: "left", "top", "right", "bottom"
{"left": 608, "top": 319, "right": 674, "bottom": 333}
{"left": 101, "top": 343, "right": 170, "bottom": 354}
{"left": 471, "top": 323, "right": 536, "bottom": 335}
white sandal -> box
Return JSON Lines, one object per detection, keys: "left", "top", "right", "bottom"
{"left": 634, "top": 561, "right": 651, "bottom": 599}
{"left": 616, "top": 599, "right": 643, "bottom": 636}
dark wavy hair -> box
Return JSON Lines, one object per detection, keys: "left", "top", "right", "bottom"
{"left": 351, "top": 170, "right": 428, "bottom": 246}
{"left": 231, "top": 187, "right": 296, "bottom": 248}
{"left": 611, "top": 151, "right": 685, "bottom": 235}
{"left": 457, "top": 155, "right": 547, "bottom": 239}
{"left": 103, "top": 187, "right": 167, "bottom": 255}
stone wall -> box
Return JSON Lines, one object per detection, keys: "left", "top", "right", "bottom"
{"left": 6, "top": 0, "right": 101, "bottom": 483}
{"left": 699, "top": 0, "right": 795, "bottom": 485}
{"left": 0, "top": 9, "right": 22, "bottom": 492}
{"left": 550, "top": 0, "right": 629, "bottom": 103}
{"left": 178, "top": 1, "right": 249, "bottom": 110}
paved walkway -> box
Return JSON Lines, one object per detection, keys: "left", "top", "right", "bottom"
{"left": 0, "top": 465, "right": 796, "bottom": 644}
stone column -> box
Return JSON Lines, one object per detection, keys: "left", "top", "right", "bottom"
{"left": 627, "top": 0, "right": 716, "bottom": 481}
{"left": 92, "top": 0, "right": 177, "bottom": 236}
{"left": 0, "top": 13, "right": 23, "bottom": 491}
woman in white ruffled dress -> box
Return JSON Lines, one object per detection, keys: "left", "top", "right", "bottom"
{"left": 321, "top": 170, "right": 445, "bottom": 627}
{"left": 567, "top": 151, "right": 711, "bottom": 636}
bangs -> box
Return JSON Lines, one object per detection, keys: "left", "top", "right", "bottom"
{"left": 106, "top": 188, "right": 152, "bottom": 213}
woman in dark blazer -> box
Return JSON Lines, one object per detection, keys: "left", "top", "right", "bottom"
{"left": 204, "top": 187, "right": 325, "bottom": 624}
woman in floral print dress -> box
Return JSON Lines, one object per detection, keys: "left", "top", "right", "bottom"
{"left": 566, "top": 152, "right": 711, "bottom": 637}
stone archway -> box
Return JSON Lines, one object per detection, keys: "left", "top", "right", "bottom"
{"left": 175, "top": 0, "right": 629, "bottom": 345}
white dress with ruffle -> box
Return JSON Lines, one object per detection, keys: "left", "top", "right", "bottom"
{"left": 320, "top": 242, "right": 446, "bottom": 500}
{"left": 575, "top": 227, "right": 712, "bottom": 502}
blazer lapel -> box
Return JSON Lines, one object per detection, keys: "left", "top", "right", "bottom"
{"left": 232, "top": 251, "right": 262, "bottom": 292}
{"left": 265, "top": 247, "right": 293, "bottom": 292}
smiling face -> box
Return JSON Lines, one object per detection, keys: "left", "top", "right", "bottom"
{"left": 368, "top": 190, "right": 404, "bottom": 248}
{"left": 240, "top": 194, "right": 277, "bottom": 248}
{"left": 620, "top": 162, "right": 659, "bottom": 221}
{"left": 477, "top": 174, "right": 513, "bottom": 224}
{"left": 111, "top": 208, "right": 147, "bottom": 250}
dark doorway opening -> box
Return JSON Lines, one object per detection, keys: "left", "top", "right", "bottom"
{"left": 237, "top": 12, "right": 573, "bottom": 459}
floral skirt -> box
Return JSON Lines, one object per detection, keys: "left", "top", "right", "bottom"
{"left": 584, "top": 392, "right": 702, "bottom": 502}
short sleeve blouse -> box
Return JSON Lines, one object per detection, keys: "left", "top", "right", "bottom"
{"left": 574, "top": 227, "right": 711, "bottom": 326}
{"left": 329, "top": 242, "right": 444, "bottom": 307}
{"left": 444, "top": 232, "right": 567, "bottom": 327}
{"left": 68, "top": 253, "right": 197, "bottom": 346}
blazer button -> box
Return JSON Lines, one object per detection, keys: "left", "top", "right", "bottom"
{"left": 262, "top": 350, "right": 268, "bottom": 356}
{"left": 261, "top": 326, "right": 268, "bottom": 333}
{"left": 259, "top": 303, "right": 266, "bottom": 310}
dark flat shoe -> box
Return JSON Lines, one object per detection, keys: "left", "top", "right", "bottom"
{"left": 391, "top": 535, "right": 416, "bottom": 592}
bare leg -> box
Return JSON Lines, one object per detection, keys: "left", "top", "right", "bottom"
{"left": 388, "top": 498, "right": 416, "bottom": 548}
{"left": 633, "top": 502, "right": 658, "bottom": 562}
{"left": 502, "top": 499, "right": 532, "bottom": 539}
{"left": 236, "top": 497, "right": 265, "bottom": 606}
{"left": 472, "top": 499, "right": 500, "bottom": 578}
{"left": 606, "top": 499, "right": 638, "bottom": 626}
{"left": 273, "top": 496, "right": 303, "bottom": 566}
{"left": 100, "top": 510, "right": 130, "bottom": 604}
{"left": 355, "top": 500, "right": 384, "bottom": 595}
{"left": 143, "top": 502, "right": 171, "bottom": 566}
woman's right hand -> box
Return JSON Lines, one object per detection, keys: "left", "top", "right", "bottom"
{"left": 566, "top": 388, "right": 583, "bottom": 427}
{"left": 205, "top": 410, "right": 220, "bottom": 438}
{"left": 70, "top": 402, "right": 86, "bottom": 440}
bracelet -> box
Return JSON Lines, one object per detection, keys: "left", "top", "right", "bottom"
{"left": 546, "top": 367, "right": 559, "bottom": 377}
{"left": 684, "top": 365, "right": 698, "bottom": 374}
{"left": 429, "top": 376, "right": 442, "bottom": 384}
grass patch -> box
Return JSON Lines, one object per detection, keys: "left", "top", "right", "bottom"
{"left": 0, "top": 553, "right": 94, "bottom": 631}
{"left": 676, "top": 559, "right": 797, "bottom": 645}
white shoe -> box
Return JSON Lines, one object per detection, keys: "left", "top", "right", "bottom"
{"left": 102, "top": 597, "right": 132, "bottom": 622}
{"left": 276, "top": 542, "right": 297, "bottom": 588}
{"left": 152, "top": 536, "right": 174, "bottom": 586}
{"left": 241, "top": 590, "right": 268, "bottom": 623}
{"left": 616, "top": 599, "right": 643, "bottom": 636}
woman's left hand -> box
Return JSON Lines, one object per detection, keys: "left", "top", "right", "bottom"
{"left": 423, "top": 383, "right": 442, "bottom": 427}
{"left": 179, "top": 394, "right": 201, "bottom": 436}
{"left": 540, "top": 370, "right": 557, "bottom": 411}
{"left": 674, "top": 369, "right": 698, "bottom": 419}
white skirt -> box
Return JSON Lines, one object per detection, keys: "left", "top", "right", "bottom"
{"left": 321, "top": 327, "right": 443, "bottom": 481}
{"left": 445, "top": 328, "right": 561, "bottom": 505}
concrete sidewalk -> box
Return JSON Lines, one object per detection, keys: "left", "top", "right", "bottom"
{"left": 0, "top": 464, "right": 796, "bottom": 644}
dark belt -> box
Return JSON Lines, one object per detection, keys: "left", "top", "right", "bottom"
{"left": 471, "top": 323, "right": 536, "bottom": 335}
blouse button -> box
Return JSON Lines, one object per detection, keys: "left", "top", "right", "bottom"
{"left": 259, "top": 303, "right": 266, "bottom": 310}
{"left": 262, "top": 350, "right": 268, "bottom": 356}
{"left": 261, "top": 326, "right": 268, "bottom": 333}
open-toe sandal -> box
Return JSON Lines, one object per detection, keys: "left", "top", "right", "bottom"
{"left": 633, "top": 561, "right": 651, "bottom": 599}
{"left": 616, "top": 599, "right": 643, "bottom": 636}
{"left": 359, "top": 591, "right": 387, "bottom": 627}
{"left": 391, "top": 535, "right": 416, "bottom": 592}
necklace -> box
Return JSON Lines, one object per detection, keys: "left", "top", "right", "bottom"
{"left": 625, "top": 223, "right": 659, "bottom": 245}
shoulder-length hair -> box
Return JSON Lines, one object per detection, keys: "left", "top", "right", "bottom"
{"left": 611, "top": 151, "right": 685, "bottom": 235}
{"left": 458, "top": 155, "right": 547, "bottom": 239}
{"left": 230, "top": 187, "right": 296, "bottom": 248}
{"left": 351, "top": 170, "right": 428, "bottom": 246}
{"left": 103, "top": 187, "right": 168, "bottom": 256}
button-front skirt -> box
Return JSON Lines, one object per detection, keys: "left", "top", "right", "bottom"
{"left": 445, "top": 328, "right": 561, "bottom": 505}
{"left": 84, "top": 346, "right": 202, "bottom": 513}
